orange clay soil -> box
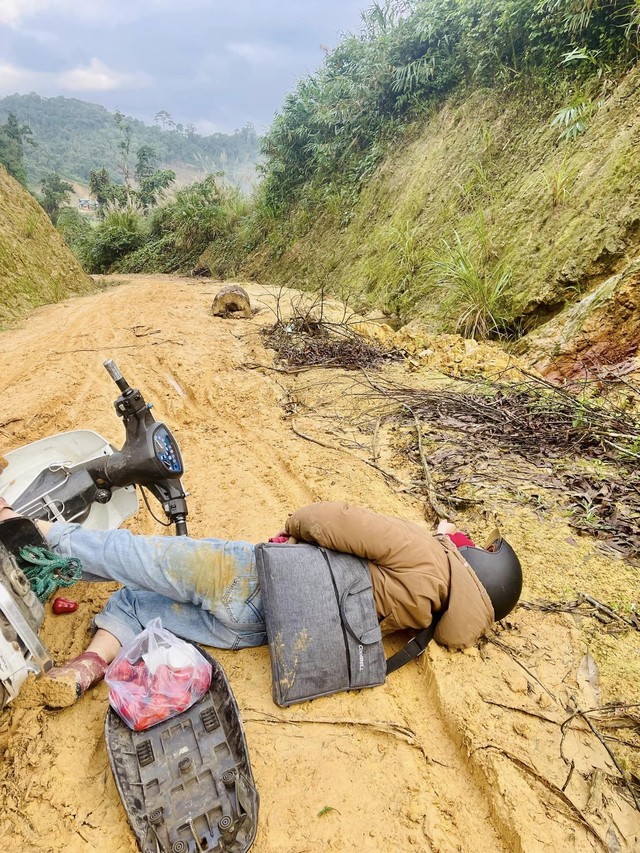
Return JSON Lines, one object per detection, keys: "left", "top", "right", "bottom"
{"left": 0, "top": 275, "right": 638, "bottom": 853}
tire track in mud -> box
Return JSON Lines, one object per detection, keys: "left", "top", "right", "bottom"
{"left": 1, "top": 276, "right": 637, "bottom": 852}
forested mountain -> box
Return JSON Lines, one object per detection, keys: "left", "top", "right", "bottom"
{"left": 0, "top": 93, "right": 260, "bottom": 191}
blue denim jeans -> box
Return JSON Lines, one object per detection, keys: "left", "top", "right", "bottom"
{"left": 45, "top": 523, "right": 267, "bottom": 649}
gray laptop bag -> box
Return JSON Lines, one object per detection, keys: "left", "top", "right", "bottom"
{"left": 255, "top": 543, "right": 386, "bottom": 706}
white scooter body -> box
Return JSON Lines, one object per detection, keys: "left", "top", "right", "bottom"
{"left": 0, "top": 429, "right": 138, "bottom": 528}
{"left": 0, "top": 430, "right": 138, "bottom": 707}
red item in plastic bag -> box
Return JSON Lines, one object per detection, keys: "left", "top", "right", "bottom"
{"left": 105, "top": 619, "right": 212, "bottom": 731}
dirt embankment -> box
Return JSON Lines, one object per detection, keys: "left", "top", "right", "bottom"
{"left": 0, "top": 275, "right": 639, "bottom": 852}
{"left": 0, "top": 165, "right": 93, "bottom": 328}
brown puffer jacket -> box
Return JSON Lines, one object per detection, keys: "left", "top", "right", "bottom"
{"left": 285, "top": 502, "right": 494, "bottom": 649}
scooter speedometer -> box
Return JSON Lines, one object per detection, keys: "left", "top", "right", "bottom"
{"left": 151, "top": 425, "right": 183, "bottom": 476}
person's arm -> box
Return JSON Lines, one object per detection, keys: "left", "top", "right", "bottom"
{"left": 285, "top": 501, "right": 427, "bottom": 567}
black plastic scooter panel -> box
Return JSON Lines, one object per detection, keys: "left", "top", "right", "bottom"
{"left": 105, "top": 647, "right": 258, "bottom": 853}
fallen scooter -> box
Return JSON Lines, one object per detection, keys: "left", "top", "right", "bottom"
{"left": 0, "top": 359, "right": 189, "bottom": 708}
{"left": 0, "top": 361, "right": 260, "bottom": 851}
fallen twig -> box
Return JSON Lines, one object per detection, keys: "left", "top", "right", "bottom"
{"left": 488, "top": 637, "right": 559, "bottom": 705}
{"left": 578, "top": 593, "right": 639, "bottom": 630}
{"left": 520, "top": 598, "right": 640, "bottom": 633}
{"left": 405, "top": 405, "right": 452, "bottom": 521}
{"left": 290, "top": 422, "right": 415, "bottom": 490}
{"left": 290, "top": 424, "right": 340, "bottom": 451}
{"left": 481, "top": 697, "right": 560, "bottom": 725}
{"left": 130, "top": 325, "right": 160, "bottom": 337}
{"left": 51, "top": 340, "right": 183, "bottom": 354}
{"left": 371, "top": 416, "right": 382, "bottom": 463}
{"left": 562, "top": 701, "right": 640, "bottom": 812}
{"left": 243, "top": 710, "right": 446, "bottom": 766}
{"left": 242, "top": 362, "right": 312, "bottom": 374}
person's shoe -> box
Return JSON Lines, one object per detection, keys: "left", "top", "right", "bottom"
{"left": 39, "top": 651, "right": 109, "bottom": 708}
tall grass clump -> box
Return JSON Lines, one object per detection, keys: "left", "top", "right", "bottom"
{"left": 57, "top": 207, "right": 94, "bottom": 266}
{"left": 427, "top": 233, "right": 515, "bottom": 339}
{"left": 105, "top": 175, "right": 253, "bottom": 275}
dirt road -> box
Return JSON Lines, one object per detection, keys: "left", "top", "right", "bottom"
{"left": 0, "top": 275, "right": 638, "bottom": 852}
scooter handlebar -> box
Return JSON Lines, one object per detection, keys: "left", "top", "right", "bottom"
{"left": 103, "top": 359, "right": 131, "bottom": 394}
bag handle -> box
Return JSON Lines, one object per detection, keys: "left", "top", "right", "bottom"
{"left": 339, "top": 578, "right": 381, "bottom": 646}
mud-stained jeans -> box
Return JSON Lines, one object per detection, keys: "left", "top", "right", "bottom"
{"left": 45, "top": 523, "right": 267, "bottom": 649}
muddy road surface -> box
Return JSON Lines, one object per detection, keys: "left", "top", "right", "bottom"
{"left": 0, "top": 275, "right": 638, "bottom": 852}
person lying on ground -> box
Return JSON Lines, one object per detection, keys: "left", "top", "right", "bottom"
{"left": 0, "top": 497, "right": 522, "bottom": 707}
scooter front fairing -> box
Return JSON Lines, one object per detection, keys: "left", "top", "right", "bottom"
{"left": 0, "top": 429, "right": 138, "bottom": 529}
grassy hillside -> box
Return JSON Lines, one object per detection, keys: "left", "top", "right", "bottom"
{"left": 0, "top": 164, "right": 94, "bottom": 327}
{"left": 242, "top": 64, "right": 640, "bottom": 335}
{"left": 0, "top": 93, "right": 260, "bottom": 192}
{"left": 196, "top": 0, "right": 636, "bottom": 344}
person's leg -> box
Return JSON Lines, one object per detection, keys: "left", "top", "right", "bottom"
{"left": 94, "top": 587, "right": 267, "bottom": 651}
{"left": 3, "top": 509, "right": 260, "bottom": 623}
{"left": 42, "top": 572, "right": 267, "bottom": 707}
{"left": 4, "top": 510, "right": 260, "bottom": 621}
{"left": 45, "top": 522, "right": 258, "bottom": 616}
{"left": 3, "top": 509, "right": 267, "bottom": 705}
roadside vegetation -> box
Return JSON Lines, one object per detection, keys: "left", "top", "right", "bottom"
{"left": 241, "top": 0, "right": 639, "bottom": 340}
{"left": 9, "top": 0, "right": 639, "bottom": 340}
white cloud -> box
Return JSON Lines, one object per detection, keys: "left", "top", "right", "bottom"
{"left": 0, "top": 0, "right": 206, "bottom": 28}
{"left": 227, "top": 42, "right": 285, "bottom": 67}
{"left": 194, "top": 119, "right": 227, "bottom": 136}
{"left": 0, "top": 62, "right": 29, "bottom": 89}
{"left": 0, "top": 0, "right": 51, "bottom": 26}
{"left": 0, "top": 59, "right": 151, "bottom": 95}
{"left": 58, "top": 58, "right": 151, "bottom": 91}
{"left": 0, "top": 0, "right": 102, "bottom": 27}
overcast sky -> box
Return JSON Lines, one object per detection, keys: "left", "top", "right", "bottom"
{"left": 0, "top": 0, "right": 369, "bottom": 135}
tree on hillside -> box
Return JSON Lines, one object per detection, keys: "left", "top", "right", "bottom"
{"left": 89, "top": 136, "right": 175, "bottom": 215}
{"left": 154, "top": 110, "right": 175, "bottom": 131}
{"left": 114, "top": 109, "right": 134, "bottom": 201}
{"left": 135, "top": 145, "right": 175, "bottom": 209}
{"left": 135, "top": 144, "right": 158, "bottom": 179}
{"left": 39, "top": 172, "right": 74, "bottom": 223}
{"left": 89, "top": 166, "right": 123, "bottom": 212}
{"left": 0, "top": 112, "right": 35, "bottom": 186}
{"left": 136, "top": 168, "right": 176, "bottom": 211}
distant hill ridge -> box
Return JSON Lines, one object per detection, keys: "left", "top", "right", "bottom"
{"left": 0, "top": 93, "right": 260, "bottom": 191}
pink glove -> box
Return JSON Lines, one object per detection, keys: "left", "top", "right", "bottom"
{"left": 268, "top": 530, "right": 291, "bottom": 543}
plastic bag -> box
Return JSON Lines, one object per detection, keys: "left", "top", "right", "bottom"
{"left": 105, "top": 618, "right": 212, "bottom": 731}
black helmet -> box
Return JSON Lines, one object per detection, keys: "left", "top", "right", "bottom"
{"left": 456, "top": 528, "right": 522, "bottom": 621}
